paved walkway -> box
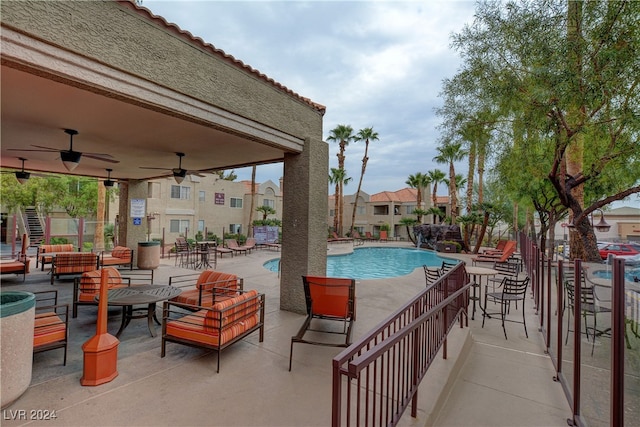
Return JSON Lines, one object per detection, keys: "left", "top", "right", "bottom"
{"left": 1, "top": 241, "right": 572, "bottom": 426}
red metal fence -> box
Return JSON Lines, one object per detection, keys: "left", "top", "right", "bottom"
{"left": 331, "top": 264, "right": 470, "bottom": 427}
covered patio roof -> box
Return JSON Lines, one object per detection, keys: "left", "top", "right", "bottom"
{"left": 0, "top": 0, "right": 325, "bottom": 182}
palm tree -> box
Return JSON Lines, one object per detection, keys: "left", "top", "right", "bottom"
{"left": 434, "top": 142, "right": 467, "bottom": 224}
{"left": 256, "top": 205, "right": 276, "bottom": 221}
{"left": 405, "top": 172, "right": 431, "bottom": 223}
{"left": 399, "top": 217, "right": 419, "bottom": 245}
{"left": 327, "top": 124, "right": 354, "bottom": 234}
{"left": 329, "top": 168, "right": 351, "bottom": 235}
{"left": 349, "top": 127, "right": 379, "bottom": 236}
{"left": 427, "top": 169, "right": 446, "bottom": 224}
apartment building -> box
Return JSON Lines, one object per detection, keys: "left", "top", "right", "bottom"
{"left": 330, "top": 188, "right": 450, "bottom": 240}
{"left": 109, "top": 175, "right": 283, "bottom": 243}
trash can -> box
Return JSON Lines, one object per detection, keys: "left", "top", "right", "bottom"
{"left": 1, "top": 291, "right": 35, "bottom": 409}
{"left": 137, "top": 241, "right": 161, "bottom": 270}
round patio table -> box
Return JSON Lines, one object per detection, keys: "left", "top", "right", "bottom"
{"left": 465, "top": 266, "right": 498, "bottom": 320}
{"left": 96, "top": 285, "right": 181, "bottom": 338}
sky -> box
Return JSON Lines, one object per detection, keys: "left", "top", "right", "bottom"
{"left": 142, "top": 0, "right": 639, "bottom": 209}
{"left": 142, "top": 0, "right": 478, "bottom": 196}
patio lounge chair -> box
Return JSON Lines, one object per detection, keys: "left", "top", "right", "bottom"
{"left": 289, "top": 275, "right": 356, "bottom": 371}
{"left": 471, "top": 240, "right": 516, "bottom": 266}
{"left": 226, "top": 239, "right": 250, "bottom": 255}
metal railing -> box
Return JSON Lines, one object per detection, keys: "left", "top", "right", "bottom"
{"left": 331, "top": 264, "right": 470, "bottom": 426}
{"left": 519, "top": 232, "right": 634, "bottom": 426}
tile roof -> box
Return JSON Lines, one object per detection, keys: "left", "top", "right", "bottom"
{"left": 118, "top": 0, "right": 326, "bottom": 115}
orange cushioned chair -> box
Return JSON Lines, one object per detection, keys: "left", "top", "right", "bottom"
{"left": 33, "top": 290, "right": 69, "bottom": 366}
{"left": 100, "top": 246, "right": 134, "bottom": 269}
{"left": 162, "top": 289, "right": 265, "bottom": 372}
{"left": 289, "top": 275, "right": 356, "bottom": 371}
{"left": 168, "top": 270, "right": 243, "bottom": 307}
{"left": 72, "top": 267, "right": 131, "bottom": 318}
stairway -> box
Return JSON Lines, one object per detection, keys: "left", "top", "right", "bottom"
{"left": 25, "top": 207, "right": 44, "bottom": 247}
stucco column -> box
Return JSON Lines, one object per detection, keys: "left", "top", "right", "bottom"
{"left": 280, "top": 137, "right": 328, "bottom": 314}
{"left": 117, "top": 180, "right": 148, "bottom": 267}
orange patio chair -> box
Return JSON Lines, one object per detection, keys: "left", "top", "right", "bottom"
{"left": 472, "top": 240, "right": 517, "bottom": 265}
{"left": 289, "top": 275, "right": 356, "bottom": 371}
{"left": 33, "top": 290, "right": 69, "bottom": 366}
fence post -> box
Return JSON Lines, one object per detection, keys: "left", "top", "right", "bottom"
{"left": 611, "top": 258, "right": 625, "bottom": 426}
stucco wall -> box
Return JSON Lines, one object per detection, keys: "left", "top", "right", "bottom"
{"left": 1, "top": 0, "right": 323, "bottom": 141}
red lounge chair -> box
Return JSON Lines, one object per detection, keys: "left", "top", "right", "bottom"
{"left": 472, "top": 240, "right": 517, "bottom": 265}
{"left": 289, "top": 275, "right": 356, "bottom": 370}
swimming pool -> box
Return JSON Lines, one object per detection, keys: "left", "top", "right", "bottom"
{"left": 262, "top": 247, "right": 453, "bottom": 279}
{"left": 592, "top": 268, "right": 640, "bottom": 283}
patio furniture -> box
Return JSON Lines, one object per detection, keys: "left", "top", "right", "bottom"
{"left": 471, "top": 240, "right": 517, "bottom": 266}
{"left": 50, "top": 252, "right": 100, "bottom": 284}
{"left": 173, "top": 237, "right": 192, "bottom": 267}
{"left": 423, "top": 265, "right": 442, "bottom": 286}
{"left": 482, "top": 239, "right": 508, "bottom": 255}
{"left": 226, "top": 239, "right": 250, "bottom": 255}
{"left": 36, "top": 243, "right": 75, "bottom": 270}
{"left": 161, "top": 289, "right": 265, "bottom": 372}
{"left": 329, "top": 231, "right": 352, "bottom": 243}
{"left": 0, "top": 235, "right": 29, "bottom": 281}
{"left": 482, "top": 276, "right": 530, "bottom": 339}
{"left": 216, "top": 245, "right": 234, "bottom": 258}
{"left": 289, "top": 275, "right": 356, "bottom": 371}
{"left": 168, "top": 270, "right": 243, "bottom": 307}
{"left": 379, "top": 230, "right": 388, "bottom": 242}
{"left": 465, "top": 265, "right": 498, "bottom": 321}
{"left": 97, "top": 284, "right": 182, "bottom": 338}
{"left": 487, "top": 260, "right": 520, "bottom": 292}
{"left": 33, "top": 290, "right": 69, "bottom": 366}
{"left": 72, "top": 267, "right": 139, "bottom": 318}
{"left": 100, "top": 246, "right": 134, "bottom": 269}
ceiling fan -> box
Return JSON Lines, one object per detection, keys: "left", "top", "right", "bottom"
{"left": 140, "top": 152, "right": 205, "bottom": 184}
{"left": 103, "top": 168, "right": 117, "bottom": 187}
{"left": 7, "top": 128, "right": 119, "bottom": 171}
{"left": 0, "top": 157, "right": 54, "bottom": 184}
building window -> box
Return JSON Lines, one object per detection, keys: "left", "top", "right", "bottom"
{"left": 148, "top": 182, "right": 161, "bottom": 198}
{"left": 329, "top": 209, "right": 335, "bottom": 217}
{"left": 230, "top": 197, "right": 243, "bottom": 208}
{"left": 229, "top": 224, "right": 242, "bottom": 234}
{"left": 199, "top": 190, "right": 206, "bottom": 202}
{"left": 263, "top": 199, "right": 275, "bottom": 209}
{"left": 198, "top": 220, "right": 205, "bottom": 232}
{"left": 373, "top": 205, "right": 389, "bottom": 215}
{"left": 357, "top": 206, "right": 366, "bottom": 215}
{"left": 406, "top": 205, "right": 416, "bottom": 215}
{"left": 170, "top": 219, "right": 190, "bottom": 234}
{"left": 171, "top": 185, "right": 190, "bottom": 200}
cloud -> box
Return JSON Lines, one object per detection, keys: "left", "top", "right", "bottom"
{"left": 144, "top": 0, "right": 477, "bottom": 195}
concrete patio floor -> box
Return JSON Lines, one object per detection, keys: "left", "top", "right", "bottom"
{"left": 1, "top": 241, "right": 571, "bottom": 426}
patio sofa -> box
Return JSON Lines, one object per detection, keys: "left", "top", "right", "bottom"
{"left": 0, "top": 259, "right": 29, "bottom": 281}
{"left": 50, "top": 252, "right": 100, "bottom": 284}
{"left": 161, "top": 289, "right": 265, "bottom": 372}
{"left": 100, "top": 246, "right": 134, "bottom": 269}
{"left": 37, "top": 243, "right": 75, "bottom": 270}
{"left": 168, "top": 270, "right": 243, "bottom": 307}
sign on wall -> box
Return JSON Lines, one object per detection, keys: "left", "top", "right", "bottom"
{"left": 215, "top": 193, "right": 225, "bottom": 205}
{"left": 130, "top": 198, "right": 146, "bottom": 218}
{"left": 254, "top": 226, "right": 279, "bottom": 244}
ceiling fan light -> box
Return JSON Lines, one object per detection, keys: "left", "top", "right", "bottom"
{"left": 61, "top": 151, "right": 81, "bottom": 171}
{"left": 104, "top": 179, "right": 115, "bottom": 187}
{"left": 173, "top": 169, "right": 186, "bottom": 184}
{"left": 15, "top": 171, "right": 30, "bottom": 184}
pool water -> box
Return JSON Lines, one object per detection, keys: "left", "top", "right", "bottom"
{"left": 593, "top": 268, "right": 640, "bottom": 283}
{"left": 262, "top": 247, "right": 453, "bottom": 280}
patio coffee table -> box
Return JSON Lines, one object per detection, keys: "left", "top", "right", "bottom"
{"left": 96, "top": 285, "right": 182, "bottom": 338}
{"left": 465, "top": 266, "right": 498, "bottom": 320}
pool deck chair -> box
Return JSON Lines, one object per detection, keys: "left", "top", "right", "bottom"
{"left": 289, "top": 275, "right": 356, "bottom": 371}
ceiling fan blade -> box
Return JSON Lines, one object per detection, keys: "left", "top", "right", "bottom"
{"left": 31, "top": 145, "right": 61, "bottom": 151}
{"left": 7, "top": 147, "right": 57, "bottom": 152}
{"left": 83, "top": 151, "right": 116, "bottom": 159}
{"left": 82, "top": 153, "right": 120, "bottom": 163}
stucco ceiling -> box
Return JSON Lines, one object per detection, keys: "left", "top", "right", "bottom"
{"left": 1, "top": 65, "right": 292, "bottom": 183}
